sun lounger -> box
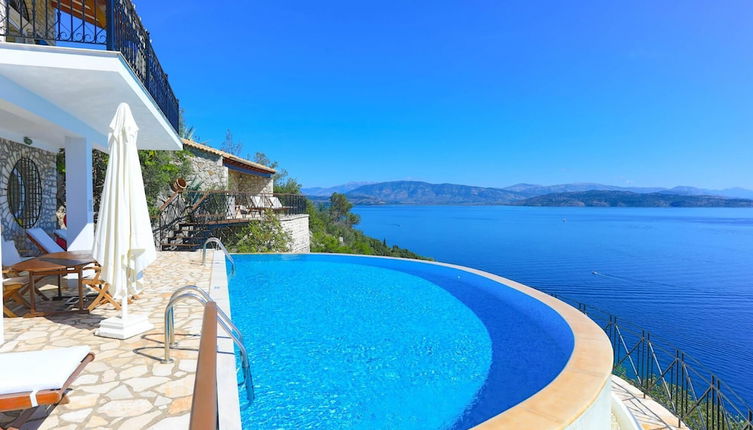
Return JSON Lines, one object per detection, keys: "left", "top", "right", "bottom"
{"left": 0, "top": 346, "right": 94, "bottom": 428}
{"left": 269, "top": 197, "right": 284, "bottom": 210}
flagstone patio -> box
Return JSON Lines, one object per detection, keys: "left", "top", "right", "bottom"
{"left": 0, "top": 251, "right": 218, "bottom": 430}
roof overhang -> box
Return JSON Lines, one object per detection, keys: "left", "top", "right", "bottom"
{"left": 224, "top": 159, "right": 274, "bottom": 178}
{"left": 0, "top": 42, "right": 180, "bottom": 152}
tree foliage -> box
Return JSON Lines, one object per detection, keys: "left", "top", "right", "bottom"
{"left": 253, "top": 152, "right": 302, "bottom": 195}
{"left": 220, "top": 129, "right": 243, "bottom": 156}
{"left": 307, "top": 194, "right": 429, "bottom": 260}
{"left": 138, "top": 150, "right": 193, "bottom": 210}
{"left": 228, "top": 210, "right": 291, "bottom": 253}
{"left": 178, "top": 108, "right": 198, "bottom": 141}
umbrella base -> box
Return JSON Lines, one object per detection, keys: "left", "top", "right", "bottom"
{"left": 95, "top": 314, "right": 154, "bottom": 339}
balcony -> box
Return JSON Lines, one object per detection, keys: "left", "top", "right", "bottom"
{"left": 154, "top": 192, "right": 310, "bottom": 250}
{"left": 0, "top": 0, "right": 179, "bottom": 131}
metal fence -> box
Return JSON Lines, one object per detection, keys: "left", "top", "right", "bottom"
{"left": 0, "top": 0, "right": 179, "bottom": 130}
{"left": 154, "top": 190, "right": 308, "bottom": 248}
{"left": 551, "top": 294, "right": 753, "bottom": 430}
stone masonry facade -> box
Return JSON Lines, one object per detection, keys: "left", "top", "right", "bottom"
{"left": 184, "top": 146, "right": 228, "bottom": 191}
{"left": 281, "top": 214, "right": 311, "bottom": 253}
{"left": 228, "top": 169, "right": 273, "bottom": 194}
{"left": 0, "top": 137, "right": 58, "bottom": 254}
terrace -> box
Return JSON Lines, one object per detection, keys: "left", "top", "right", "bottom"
{"left": 0, "top": 0, "right": 179, "bottom": 131}
{"left": 0, "top": 249, "right": 722, "bottom": 430}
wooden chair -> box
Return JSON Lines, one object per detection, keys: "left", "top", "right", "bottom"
{"left": 0, "top": 347, "right": 94, "bottom": 430}
{"left": 2, "top": 240, "right": 52, "bottom": 302}
{"left": 81, "top": 265, "right": 120, "bottom": 311}
{"left": 2, "top": 276, "right": 30, "bottom": 318}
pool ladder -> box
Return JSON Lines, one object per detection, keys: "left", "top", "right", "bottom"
{"left": 202, "top": 237, "right": 236, "bottom": 275}
{"left": 162, "top": 285, "right": 254, "bottom": 402}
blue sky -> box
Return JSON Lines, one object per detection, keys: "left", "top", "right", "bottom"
{"left": 138, "top": 1, "right": 752, "bottom": 189}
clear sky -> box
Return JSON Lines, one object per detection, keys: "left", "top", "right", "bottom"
{"left": 137, "top": 1, "right": 752, "bottom": 189}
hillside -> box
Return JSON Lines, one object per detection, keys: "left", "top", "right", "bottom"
{"left": 511, "top": 191, "right": 753, "bottom": 208}
{"left": 302, "top": 182, "right": 374, "bottom": 196}
{"left": 345, "top": 181, "right": 522, "bottom": 205}
{"left": 304, "top": 181, "right": 753, "bottom": 207}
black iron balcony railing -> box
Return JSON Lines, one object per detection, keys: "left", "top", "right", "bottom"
{"left": 551, "top": 293, "right": 753, "bottom": 430}
{"left": 153, "top": 190, "right": 309, "bottom": 249}
{"left": 0, "top": 0, "right": 179, "bottom": 131}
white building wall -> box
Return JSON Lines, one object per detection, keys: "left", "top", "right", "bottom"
{"left": 280, "top": 215, "right": 310, "bottom": 253}
{"left": 563, "top": 379, "right": 612, "bottom": 430}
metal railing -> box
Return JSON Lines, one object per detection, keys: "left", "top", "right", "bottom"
{"left": 0, "top": 0, "right": 179, "bottom": 130}
{"left": 154, "top": 190, "right": 308, "bottom": 249}
{"left": 551, "top": 293, "right": 753, "bottom": 430}
{"left": 202, "top": 237, "right": 235, "bottom": 275}
{"left": 163, "top": 285, "right": 254, "bottom": 403}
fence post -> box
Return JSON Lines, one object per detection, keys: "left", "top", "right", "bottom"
{"left": 106, "top": 0, "right": 115, "bottom": 50}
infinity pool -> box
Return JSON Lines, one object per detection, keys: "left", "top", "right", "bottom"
{"left": 228, "top": 254, "right": 575, "bottom": 429}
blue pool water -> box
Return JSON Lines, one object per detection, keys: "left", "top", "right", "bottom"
{"left": 354, "top": 205, "right": 753, "bottom": 405}
{"left": 229, "top": 254, "right": 574, "bottom": 429}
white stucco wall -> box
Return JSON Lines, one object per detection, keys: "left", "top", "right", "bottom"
{"left": 563, "top": 379, "right": 612, "bottom": 430}
{"left": 280, "top": 215, "right": 310, "bottom": 253}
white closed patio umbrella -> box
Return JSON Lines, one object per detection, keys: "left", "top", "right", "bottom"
{"left": 94, "top": 102, "right": 156, "bottom": 339}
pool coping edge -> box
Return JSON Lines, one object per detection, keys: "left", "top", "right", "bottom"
{"left": 228, "top": 252, "right": 614, "bottom": 429}
{"left": 209, "top": 249, "right": 243, "bottom": 430}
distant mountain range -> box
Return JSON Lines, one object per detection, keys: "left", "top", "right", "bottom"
{"left": 302, "top": 182, "right": 375, "bottom": 196}
{"left": 302, "top": 181, "right": 753, "bottom": 207}
{"left": 511, "top": 191, "right": 753, "bottom": 208}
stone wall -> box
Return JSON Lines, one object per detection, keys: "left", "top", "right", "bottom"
{"left": 280, "top": 214, "right": 310, "bottom": 253}
{"left": 228, "top": 170, "right": 273, "bottom": 194}
{"left": 185, "top": 147, "right": 227, "bottom": 190}
{"left": 0, "top": 137, "right": 58, "bottom": 255}
{"left": 1, "top": 1, "right": 56, "bottom": 44}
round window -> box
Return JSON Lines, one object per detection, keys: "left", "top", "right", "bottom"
{"left": 7, "top": 157, "right": 42, "bottom": 228}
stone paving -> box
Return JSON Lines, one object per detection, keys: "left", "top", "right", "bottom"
{"left": 0, "top": 251, "right": 214, "bottom": 430}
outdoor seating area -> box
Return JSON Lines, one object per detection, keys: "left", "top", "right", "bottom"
{"left": 0, "top": 251, "right": 215, "bottom": 429}
{"left": 1, "top": 231, "right": 118, "bottom": 319}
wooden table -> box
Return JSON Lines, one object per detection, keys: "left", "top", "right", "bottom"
{"left": 11, "top": 251, "right": 97, "bottom": 317}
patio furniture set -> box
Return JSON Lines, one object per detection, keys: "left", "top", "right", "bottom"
{"left": 2, "top": 228, "right": 120, "bottom": 319}
{"left": 0, "top": 229, "right": 111, "bottom": 429}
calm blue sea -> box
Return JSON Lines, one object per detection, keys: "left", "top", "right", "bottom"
{"left": 353, "top": 205, "right": 753, "bottom": 405}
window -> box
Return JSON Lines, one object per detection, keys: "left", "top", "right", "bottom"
{"left": 7, "top": 157, "right": 42, "bottom": 228}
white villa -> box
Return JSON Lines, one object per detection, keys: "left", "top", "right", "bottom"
{"left": 0, "top": 0, "right": 181, "bottom": 254}
{"left": 0, "top": 1, "right": 731, "bottom": 430}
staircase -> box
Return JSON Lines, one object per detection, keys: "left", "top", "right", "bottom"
{"left": 153, "top": 190, "right": 307, "bottom": 251}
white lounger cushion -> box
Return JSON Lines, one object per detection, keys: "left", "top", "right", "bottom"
{"left": 26, "top": 228, "right": 65, "bottom": 253}
{"left": 270, "top": 197, "right": 283, "bottom": 209}
{"left": 0, "top": 346, "right": 90, "bottom": 395}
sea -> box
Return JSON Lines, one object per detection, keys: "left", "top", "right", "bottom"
{"left": 353, "top": 205, "right": 753, "bottom": 407}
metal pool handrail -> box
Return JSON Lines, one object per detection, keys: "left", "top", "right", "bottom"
{"left": 202, "top": 237, "right": 235, "bottom": 275}
{"left": 162, "top": 285, "right": 253, "bottom": 402}
{"left": 164, "top": 285, "right": 245, "bottom": 348}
